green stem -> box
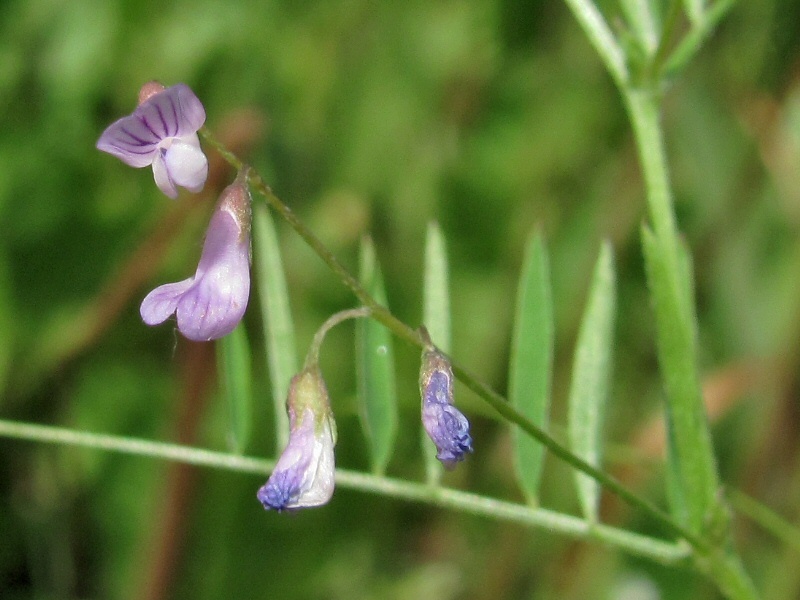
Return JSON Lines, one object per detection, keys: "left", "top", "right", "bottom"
{"left": 561, "top": 0, "right": 628, "bottom": 86}
{"left": 622, "top": 77, "right": 754, "bottom": 600}
{"left": 306, "top": 307, "right": 372, "bottom": 369}
{"left": 198, "top": 127, "right": 703, "bottom": 550}
{"left": 624, "top": 89, "right": 680, "bottom": 265}
{"left": 0, "top": 418, "right": 689, "bottom": 565}
{"left": 729, "top": 489, "right": 800, "bottom": 552}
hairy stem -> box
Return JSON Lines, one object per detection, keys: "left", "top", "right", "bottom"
{"left": 0, "top": 419, "right": 689, "bottom": 565}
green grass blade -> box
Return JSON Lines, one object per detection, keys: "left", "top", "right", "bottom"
{"left": 641, "top": 225, "right": 719, "bottom": 532}
{"left": 568, "top": 242, "right": 616, "bottom": 522}
{"left": 422, "top": 222, "right": 452, "bottom": 483}
{"left": 217, "top": 323, "right": 253, "bottom": 455}
{"left": 356, "top": 237, "right": 398, "bottom": 474}
{"left": 253, "top": 203, "right": 297, "bottom": 453}
{"left": 509, "top": 231, "right": 553, "bottom": 505}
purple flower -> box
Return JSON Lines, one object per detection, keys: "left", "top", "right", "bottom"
{"left": 258, "top": 370, "right": 337, "bottom": 511}
{"left": 420, "top": 349, "right": 473, "bottom": 469}
{"left": 97, "top": 82, "right": 208, "bottom": 198}
{"left": 139, "top": 176, "right": 251, "bottom": 341}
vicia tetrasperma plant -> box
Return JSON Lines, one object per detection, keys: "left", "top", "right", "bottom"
{"left": 1, "top": 2, "right": 794, "bottom": 599}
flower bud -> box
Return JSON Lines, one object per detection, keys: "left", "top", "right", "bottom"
{"left": 419, "top": 346, "right": 473, "bottom": 469}
{"left": 257, "top": 368, "right": 337, "bottom": 511}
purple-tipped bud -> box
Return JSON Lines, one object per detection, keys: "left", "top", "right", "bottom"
{"left": 139, "top": 175, "right": 252, "bottom": 341}
{"left": 258, "top": 369, "right": 337, "bottom": 511}
{"left": 420, "top": 347, "right": 473, "bottom": 469}
{"left": 96, "top": 83, "right": 208, "bottom": 198}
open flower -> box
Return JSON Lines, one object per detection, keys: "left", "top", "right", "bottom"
{"left": 258, "top": 369, "right": 337, "bottom": 511}
{"left": 96, "top": 82, "right": 208, "bottom": 198}
{"left": 139, "top": 175, "right": 251, "bottom": 341}
{"left": 420, "top": 346, "right": 473, "bottom": 469}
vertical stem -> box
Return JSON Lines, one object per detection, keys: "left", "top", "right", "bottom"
{"left": 625, "top": 89, "right": 680, "bottom": 270}
{"left": 624, "top": 88, "right": 756, "bottom": 599}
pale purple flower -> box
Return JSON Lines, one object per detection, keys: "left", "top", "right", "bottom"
{"left": 97, "top": 82, "right": 208, "bottom": 198}
{"left": 420, "top": 349, "right": 473, "bottom": 469}
{"left": 139, "top": 176, "right": 251, "bottom": 341}
{"left": 258, "top": 370, "right": 337, "bottom": 511}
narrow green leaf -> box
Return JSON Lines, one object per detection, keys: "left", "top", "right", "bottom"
{"left": 423, "top": 222, "right": 451, "bottom": 353}
{"left": 568, "top": 242, "right": 616, "bottom": 522}
{"left": 641, "top": 225, "right": 719, "bottom": 532}
{"left": 509, "top": 231, "right": 553, "bottom": 505}
{"left": 664, "top": 0, "right": 736, "bottom": 78}
{"left": 356, "top": 237, "right": 398, "bottom": 474}
{"left": 253, "top": 203, "right": 297, "bottom": 453}
{"left": 217, "top": 323, "right": 252, "bottom": 454}
{"left": 422, "top": 222, "right": 451, "bottom": 483}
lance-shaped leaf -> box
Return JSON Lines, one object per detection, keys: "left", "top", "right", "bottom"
{"left": 217, "top": 323, "right": 252, "bottom": 454}
{"left": 422, "top": 222, "right": 451, "bottom": 484}
{"left": 568, "top": 242, "right": 615, "bottom": 522}
{"left": 509, "top": 231, "right": 553, "bottom": 505}
{"left": 253, "top": 203, "right": 297, "bottom": 452}
{"left": 356, "top": 237, "right": 398, "bottom": 474}
{"left": 642, "top": 225, "right": 719, "bottom": 532}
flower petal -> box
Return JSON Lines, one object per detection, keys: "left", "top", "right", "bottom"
{"left": 152, "top": 150, "right": 178, "bottom": 199}
{"left": 134, "top": 83, "right": 204, "bottom": 139}
{"left": 171, "top": 84, "right": 206, "bottom": 136}
{"left": 140, "top": 278, "right": 195, "bottom": 326}
{"left": 423, "top": 402, "right": 473, "bottom": 469}
{"left": 164, "top": 137, "right": 208, "bottom": 193}
{"left": 173, "top": 267, "right": 249, "bottom": 341}
{"left": 96, "top": 116, "right": 160, "bottom": 167}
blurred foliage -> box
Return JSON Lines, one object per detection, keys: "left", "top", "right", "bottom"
{"left": 1, "top": 0, "right": 800, "bottom": 598}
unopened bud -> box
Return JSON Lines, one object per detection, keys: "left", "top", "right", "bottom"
{"left": 419, "top": 342, "right": 473, "bottom": 469}
{"left": 257, "top": 367, "right": 337, "bottom": 511}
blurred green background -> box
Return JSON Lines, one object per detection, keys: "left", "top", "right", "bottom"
{"left": 2, "top": 0, "right": 799, "bottom": 598}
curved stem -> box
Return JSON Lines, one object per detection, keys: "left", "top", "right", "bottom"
{"left": 305, "top": 307, "right": 372, "bottom": 369}
{"left": 0, "top": 418, "right": 690, "bottom": 565}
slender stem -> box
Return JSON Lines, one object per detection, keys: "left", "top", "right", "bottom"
{"left": 729, "top": 489, "right": 800, "bottom": 552}
{"left": 622, "top": 61, "right": 754, "bottom": 600}
{"left": 624, "top": 89, "right": 680, "bottom": 267}
{"left": 198, "top": 127, "right": 704, "bottom": 550}
{"left": 561, "top": 0, "right": 629, "bottom": 86}
{"left": 0, "top": 419, "right": 690, "bottom": 565}
{"left": 306, "top": 307, "right": 372, "bottom": 369}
